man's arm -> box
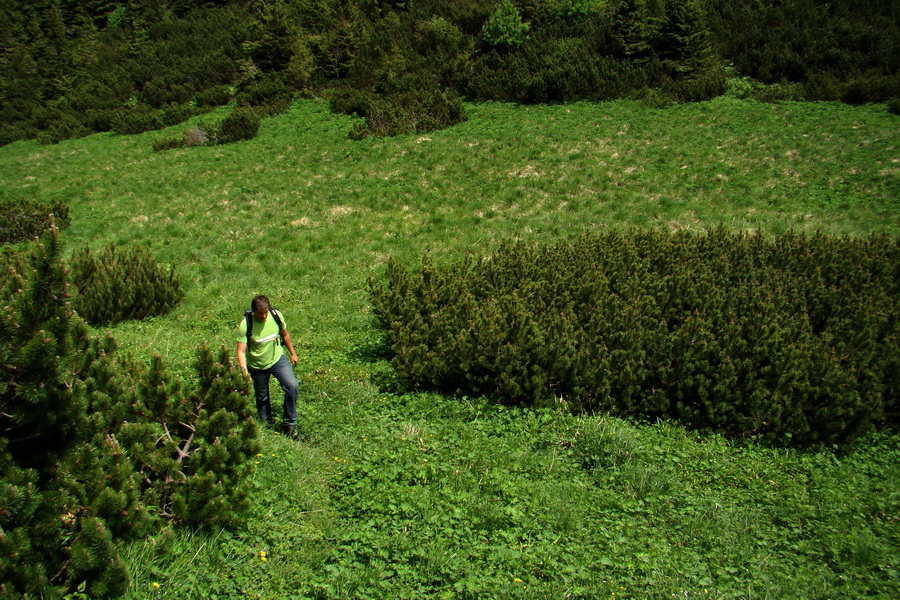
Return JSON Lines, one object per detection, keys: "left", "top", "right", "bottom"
{"left": 236, "top": 341, "right": 249, "bottom": 376}
{"left": 281, "top": 330, "right": 299, "bottom": 366}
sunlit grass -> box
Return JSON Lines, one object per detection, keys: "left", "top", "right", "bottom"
{"left": 1, "top": 97, "right": 897, "bottom": 598}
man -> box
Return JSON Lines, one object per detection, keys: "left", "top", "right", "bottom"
{"left": 236, "top": 295, "right": 300, "bottom": 436}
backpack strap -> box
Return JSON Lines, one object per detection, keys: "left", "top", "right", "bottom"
{"left": 244, "top": 309, "right": 253, "bottom": 345}
{"left": 270, "top": 308, "right": 284, "bottom": 335}
{"left": 244, "top": 308, "right": 285, "bottom": 346}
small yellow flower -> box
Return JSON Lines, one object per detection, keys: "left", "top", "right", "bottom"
{"left": 514, "top": 578, "right": 523, "bottom": 583}
{"left": 151, "top": 582, "right": 160, "bottom": 589}
{"left": 259, "top": 550, "right": 267, "bottom": 562}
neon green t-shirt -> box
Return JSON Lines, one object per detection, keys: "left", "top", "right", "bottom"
{"left": 237, "top": 309, "right": 286, "bottom": 370}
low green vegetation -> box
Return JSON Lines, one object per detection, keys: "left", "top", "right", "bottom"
{"left": 371, "top": 229, "right": 899, "bottom": 447}
{"left": 0, "top": 226, "right": 257, "bottom": 598}
{"left": 69, "top": 243, "right": 183, "bottom": 325}
{"left": 119, "top": 393, "right": 900, "bottom": 599}
{"left": 0, "top": 98, "right": 898, "bottom": 598}
{"left": 2, "top": 1, "right": 898, "bottom": 145}
{"left": 0, "top": 198, "right": 70, "bottom": 243}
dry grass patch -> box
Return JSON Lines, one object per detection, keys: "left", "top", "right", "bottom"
{"left": 329, "top": 205, "right": 354, "bottom": 216}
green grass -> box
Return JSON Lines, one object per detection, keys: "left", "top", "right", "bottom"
{"left": 1, "top": 98, "right": 898, "bottom": 598}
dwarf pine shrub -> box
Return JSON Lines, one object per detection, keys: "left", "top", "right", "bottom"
{"left": 69, "top": 243, "right": 183, "bottom": 325}
{"left": 236, "top": 76, "right": 293, "bottom": 116}
{"left": 1, "top": 224, "right": 259, "bottom": 598}
{"left": 216, "top": 107, "right": 261, "bottom": 144}
{"left": 0, "top": 224, "right": 136, "bottom": 599}
{"left": 0, "top": 199, "right": 71, "bottom": 244}
{"left": 347, "top": 81, "right": 467, "bottom": 140}
{"left": 370, "top": 228, "right": 900, "bottom": 447}
{"left": 152, "top": 135, "right": 186, "bottom": 152}
{"left": 79, "top": 338, "right": 261, "bottom": 529}
{"left": 888, "top": 97, "right": 900, "bottom": 116}
{"left": 110, "top": 107, "right": 164, "bottom": 136}
{"left": 194, "top": 85, "right": 234, "bottom": 107}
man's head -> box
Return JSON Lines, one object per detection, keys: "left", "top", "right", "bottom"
{"left": 251, "top": 295, "right": 270, "bottom": 321}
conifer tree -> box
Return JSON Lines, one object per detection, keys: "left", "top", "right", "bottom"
{"left": 659, "top": 0, "right": 713, "bottom": 75}
{"left": 482, "top": 0, "right": 530, "bottom": 49}
{"left": 69, "top": 243, "right": 183, "bottom": 325}
{"left": 0, "top": 220, "right": 140, "bottom": 598}
{"left": 613, "top": 0, "right": 665, "bottom": 62}
{"left": 244, "top": 0, "right": 296, "bottom": 72}
{"left": 1, "top": 221, "right": 260, "bottom": 598}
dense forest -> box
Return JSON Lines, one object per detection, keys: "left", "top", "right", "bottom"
{"left": 1, "top": 0, "right": 898, "bottom": 145}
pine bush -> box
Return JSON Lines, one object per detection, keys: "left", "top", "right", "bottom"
{"left": 194, "top": 85, "right": 235, "bottom": 107}
{"left": 889, "top": 97, "right": 900, "bottom": 116}
{"left": 110, "top": 107, "right": 164, "bottom": 136}
{"left": 370, "top": 229, "right": 900, "bottom": 447}
{"left": 415, "top": 16, "right": 474, "bottom": 88}
{"left": 69, "top": 243, "right": 183, "bottom": 325}
{"left": 346, "top": 77, "right": 468, "bottom": 140}
{"left": 80, "top": 339, "right": 261, "bottom": 529}
{"left": 1, "top": 223, "right": 260, "bottom": 598}
{"left": 159, "top": 103, "right": 204, "bottom": 128}
{"left": 661, "top": 67, "right": 727, "bottom": 102}
{"left": 36, "top": 112, "right": 93, "bottom": 145}
{"left": 0, "top": 223, "right": 140, "bottom": 599}
{"left": 152, "top": 135, "right": 186, "bottom": 152}
{"left": 0, "top": 199, "right": 71, "bottom": 244}
{"left": 236, "top": 75, "right": 294, "bottom": 116}
{"left": 216, "top": 107, "right": 261, "bottom": 144}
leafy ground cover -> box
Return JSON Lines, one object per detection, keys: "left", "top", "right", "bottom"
{"left": 0, "top": 98, "right": 897, "bottom": 598}
{"left": 120, "top": 392, "right": 900, "bottom": 599}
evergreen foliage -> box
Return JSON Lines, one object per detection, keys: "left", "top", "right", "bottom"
{"left": 0, "top": 199, "right": 71, "bottom": 244}
{"left": 2, "top": 0, "right": 897, "bottom": 144}
{"left": 79, "top": 339, "right": 262, "bottom": 529}
{"left": 0, "top": 223, "right": 138, "bottom": 598}
{"left": 342, "top": 75, "right": 468, "bottom": 140}
{"left": 235, "top": 74, "right": 294, "bottom": 116}
{"left": 481, "top": 0, "right": 530, "bottom": 49}
{"left": 216, "top": 107, "right": 262, "bottom": 143}
{"left": 69, "top": 243, "right": 183, "bottom": 325}
{"left": 705, "top": 0, "right": 899, "bottom": 102}
{"left": 370, "top": 229, "right": 900, "bottom": 448}
{"left": 0, "top": 224, "right": 260, "bottom": 598}
{"left": 152, "top": 107, "right": 263, "bottom": 151}
{"left": 889, "top": 97, "right": 900, "bottom": 116}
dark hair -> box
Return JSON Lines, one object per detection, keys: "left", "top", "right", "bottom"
{"left": 251, "top": 295, "right": 270, "bottom": 312}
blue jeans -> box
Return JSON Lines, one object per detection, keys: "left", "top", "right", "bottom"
{"left": 249, "top": 354, "right": 299, "bottom": 427}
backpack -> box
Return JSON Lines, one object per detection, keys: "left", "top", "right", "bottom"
{"left": 244, "top": 308, "right": 284, "bottom": 346}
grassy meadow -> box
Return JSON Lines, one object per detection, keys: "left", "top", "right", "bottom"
{"left": 1, "top": 98, "right": 898, "bottom": 599}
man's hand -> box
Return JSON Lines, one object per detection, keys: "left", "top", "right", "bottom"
{"left": 237, "top": 341, "right": 251, "bottom": 378}
{"left": 282, "top": 330, "right": 299, "bottom": 367}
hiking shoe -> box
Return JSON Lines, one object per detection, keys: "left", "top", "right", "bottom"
{"left": 282, "top": 424, "right": 296, "bottom": 438}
